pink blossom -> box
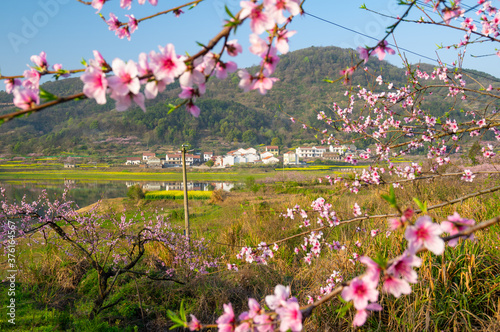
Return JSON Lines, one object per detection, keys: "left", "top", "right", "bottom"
{"left": 186, "top": 102, "right": 201, "bottom": 117}
{"left": 352, "top": 303, "right": 382, "bottom": 327}
{"left": 215, "top": 61, "right": 238, "bottom": 79}
{"left": 265, "top": 284, "right": 290, "bottom": 309}
{"left": 23, "top": 69, "right": 41, "bottom": 90}
{"left": 30, "top": 51, "right": 48, "bottom": 71}
{"left": 216, "top": 303, "right": 235, "bottom": 332}
{"left": 373, "top": 40, "right": 396, "bottom": 61}
{"left": 387, "top": 253, "right": 421, "bottom": 283}
{"left": 238, "top": 70, "right": 254, "bottom": 92}
{"left": 276, "top": 29, "right": 297, "bottom": 54}
{"left": 107, "top": 13, "right": 120, "bottom": 32}
{"left": 341, "top": 277, "right": 379, "bottom": 310}
{"left": 382, "top": 274, "right": 412, "bottom": 298}
{"left": 126, "top": 14, "right": 138, "bottom": 34}
{"left": 4, "top": 79, "right": 21, "bottom": 94}
{"left": 120, "top": 0, "right": 132, "bottom": 9}
{"left": 357, "top": 46, "right": 369, "bottom": 63}
{"left": 91, "top": 0, "right": 105, "bottom": 12}
{"left": 107, "top": 59, "right": 140, "bottom": 96}
{"left": 252, "top": 75, "right": 277, "bottom": 95}
{"left": 90, "top": 50, "right": 107, "bottom": 69}
{"left": 359, "top": 256, "right": 381, "bottom": 281}
{"left": 253, "top": 312, "right": 274, "bottom": 332}
{"left": 52, "top": 64, "right": 70, "bottom": 77}
{"left": 441, "top": 212, "right": 475, "bottom": 247}
{"left": 262, "top": 47, "right": 280, "bottom": 74}
{"left": 240, "top": 1, "right": 275, "bottom": 34}
{"left": 461, "top": 169, "right": 475, "bottom": 182}
{"left": 353, "top": 203, "right": 362, "bottom": 217}
{"left": 275, "top": 299, "right": 302, "bottom": 332}
{"left": 249, "top": 34, "right": 268, "bottom": 56}
{"left": 81, "top": 67, "right": 108, "bottom": 105}
{"left": 111, "top": 90, "right": 146, "bottom": 112}
{"left": 151, "top": 44, "right": 187, "bottom": 84}
{"left": 13, "top": 87, "right": 39, "bottom": 110}
{"left": 188, "top": 314, "right": 202, "bottom": 331}
{"left": 226, "top": 40, "right": 243, "bottom": 57}
{"left": 405, "top": 216, "right": 444, "bottom": 255}
{"left": 264, "top": 0, "right": 301, "bottom": 24}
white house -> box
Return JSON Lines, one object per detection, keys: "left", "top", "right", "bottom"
{"left": 295, "top": 146, "right": 327, "bottom": 159}
{"left": 203, "top": 152, "right": 213, "bottom": 162}
{"left": 283, "top": 151, "right": 299, "bottom": 165}
{"left": 143, "top": 152, "right": 156, "bottom": 161}
{"left": 125, "top": 157, "right": 141, "bottom": 165}
{"left": 329, "top": 145, "right": 348, "bottom": 155}
{"left": 147, "top": 156, "right": 162, "bottom": 167}
{"left": 260, "top": 151, "right": 274, "bottom": 159}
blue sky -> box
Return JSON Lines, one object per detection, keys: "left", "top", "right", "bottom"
{"left": 1, "top": 0, "right": 498, "bottom": 86}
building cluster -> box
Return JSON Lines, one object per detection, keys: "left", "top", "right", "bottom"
{"left": 125, "top": 144, "right": 365, "bottom": 168}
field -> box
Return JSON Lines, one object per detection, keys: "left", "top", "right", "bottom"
{"left": 0, "top": 170, "right": 499, "bottom": 331}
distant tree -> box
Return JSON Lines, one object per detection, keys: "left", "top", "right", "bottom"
{"left": 271, "top": 137, "right": 281, "bottom": 146}
{"left": 205, "top": 160, "right": 214, "bottom": 167}
{"left": 243, "top": 130, "right": 257, "bottom": 145}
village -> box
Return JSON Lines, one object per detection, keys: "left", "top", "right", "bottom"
{"left": 124, "top": 144, "right": 364, "bottom": 168}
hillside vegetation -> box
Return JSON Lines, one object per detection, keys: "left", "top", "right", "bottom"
{"left": 0, "top": 46, "right": 498, "bottom": 156}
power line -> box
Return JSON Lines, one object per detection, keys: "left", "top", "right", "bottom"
{"left": 304, "top": 11, "right": 438, "bottom": 64}
{"left": 303, "top": 10, "right": 500, "bottom": 83}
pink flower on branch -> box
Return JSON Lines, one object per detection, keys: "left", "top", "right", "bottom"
{"left": 275, "top": 299, "right": 302, "bottom": 332}
{"left": 13, "top": 87, "right": 40, "bottom": 110}
{"left": 276, "top": 29, "right": 296, "bottom": 54}
{"left": 150, "top": 43, "right": 187, "bottom": 85}
{"left": 215, "top": 61, "right": 238, "bottom": 80}
{"left": 264, "top": 0, "right": 301, "bottom": 24}
{"left": 188, "top": 314, "right": 202, "bottom": 331}
{"left": 107, "top": 58, "right": 140, "bottom": 96}
{"left": 441, "top": 212, "right": 475, "bottom": 247}
{"left": 81, "top": 67, "right": 108, "bottom": 105}
{"left": 91, "top": 0, "right": 105, "bottom": 13}
{"left": 216, "top": 303, "right": 236, "bottom": 332}
{"left": 382, "top": 274, "right": 412, "bottom": 298}
{"left": 30, "top": 51, "right": 48, "bottom": 72}
{"left": 341, "top": 277, "right": 379, "bottom": 310}
{"left": 226, "top": 40, "right": 243, "bottom": 57}
{"left": 240, "top": 1, "right": 275, "bottom": 34}
{"left": 405, "top": 216, "right": 444, "bottom": 255}
{"left": 252, "top": 75, "right": 278, "bottom": 95}
{"left": 373, "top": 40, "right": 395, "bottom": 61}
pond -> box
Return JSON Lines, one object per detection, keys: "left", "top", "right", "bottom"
{"left": 0, "top": 179, "right": 235, "bottom": 208}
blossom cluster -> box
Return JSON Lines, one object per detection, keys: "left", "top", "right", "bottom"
{"left": 189, "top": 285, "right": 303, "bottom": 332}
{"left": 3, "top": 0, "right": 301, "bottom": 118}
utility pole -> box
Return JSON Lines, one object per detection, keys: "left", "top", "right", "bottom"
{"left": 181, "top": 145, "right": 190, "bottom": 241}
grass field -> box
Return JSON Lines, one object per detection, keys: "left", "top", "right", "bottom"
{"left": 2, "top": 170, "right": 498, "bottom": 331}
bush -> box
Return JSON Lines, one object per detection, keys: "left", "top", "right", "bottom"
{"left": 127, "top": 184, "right": 145, "bottom": 201}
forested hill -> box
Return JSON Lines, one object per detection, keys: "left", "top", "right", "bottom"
{"left": 0, "top": 46, "right": 497, "bottom": 157}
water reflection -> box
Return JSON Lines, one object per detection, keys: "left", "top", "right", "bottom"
{"left": 0, "top": 180, "right": 235, "bottom": 208}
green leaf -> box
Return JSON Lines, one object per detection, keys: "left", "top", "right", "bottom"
{"left": 413, "top": 197, "right": 427, "bottom": 213}
{"left": 381, "top": 186, "right": 397, "bottom": 208}
{"left": 225, "top": 5, "right": 235, "bottom": 19}
{"left": 323, "top": 79, "right": 334, "bottom": 83}
{"left": 81, "top": 57, "right": 88, "bottom": 67}
{"left": 166, "top": 301, "right": 188, "bottom": 330}
{"left": 335, "top": 300, "right": 353, "bottom": 318}
{"left": 167, "top": 103, "right": 178, "bottom": 114}
{"left": 39, "top": 87, "right": 59, "bottom": 102}
{"left": 360, "top": 3, "right": 367, "bottom": 9}
{"left": 0, "top": 118, "right": 5, "bottom": 126}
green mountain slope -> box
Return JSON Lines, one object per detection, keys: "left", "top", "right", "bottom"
{"left": 0, "top": 46, "right": 497, "bottom": 156}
